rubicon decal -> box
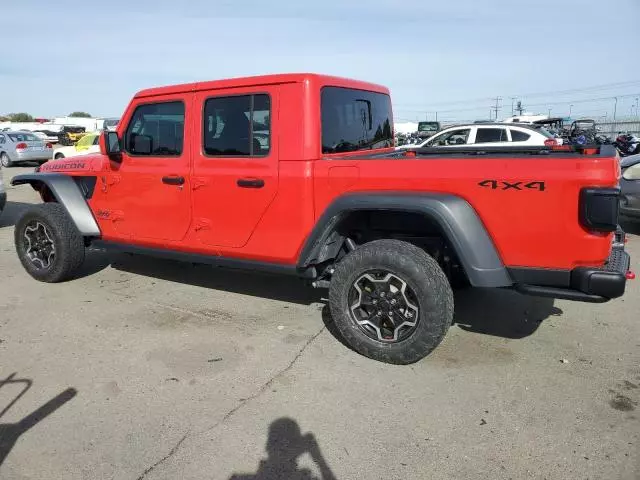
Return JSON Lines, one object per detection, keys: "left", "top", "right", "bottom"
{"left": 41, "top": 162, "right": 87, "bottom": 171}
{"left": 478, "top": 180, "right": 546, "bottom": 191}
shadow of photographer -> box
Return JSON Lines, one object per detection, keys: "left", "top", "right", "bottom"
{"left": 230, "top": 418, "right": 337, "bottom": 480}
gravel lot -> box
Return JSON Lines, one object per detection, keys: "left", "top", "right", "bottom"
{"left": 1, "top": 166, "right": 639, "bottom": 480}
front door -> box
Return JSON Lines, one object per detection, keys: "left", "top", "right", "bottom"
{"left": 191, "top": 88, "right": 279, "bottom": 248}
{"left": 105, "top": 97, "right": 192, "bottom": 243}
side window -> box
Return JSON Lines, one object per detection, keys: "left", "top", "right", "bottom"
{"left": 124, "top": 101, "right": 184, "bottom": 156}
{"left": 428, "top": 128, "right": 470, "bottom": 146}
{"left": 510, "top": 129, "right": 531, "bottom": 142}
{"left": 0, "top": 134, "right": 5, "bottom": 144}
{"left": 203, "top": 94, "right": 270, "bottom": 157}
{"left": 474, "top": 128, "right": 507, "bottom": 143}
{"left": 93, "top": 135, "right": 100, "bottom": 146}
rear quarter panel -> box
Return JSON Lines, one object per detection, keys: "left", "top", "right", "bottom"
{"left": 313, "top": 155, "right": 619, "bottom": 270}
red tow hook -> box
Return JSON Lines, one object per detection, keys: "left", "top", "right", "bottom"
{"left": 626, "top": 271, "right": 636, "bottom": 280}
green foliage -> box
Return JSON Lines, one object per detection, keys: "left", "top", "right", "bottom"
{"left": 69, "top": 112, "right": 92, "bottom": 118}
{"left": 6, "top": 112, "right": 34, "bottom": 122}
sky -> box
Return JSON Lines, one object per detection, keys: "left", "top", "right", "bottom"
{"left": 1, "top": 0, "right": 639, "bottom": 122}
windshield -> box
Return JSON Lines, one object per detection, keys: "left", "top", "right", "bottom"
{"left": 321, "top": 87, "right": 393, "bottom": 154}
{"left": 8, "top": 133, "right": 38, "bottom": 142}
{"left": 76, "top": 134, "right": 97, "bottom": 147}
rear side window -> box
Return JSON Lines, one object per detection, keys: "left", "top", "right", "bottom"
{"left": 203, "top": 94, "right": 270, "bottom": 157}
{"left": 475, "top": 128, "right": 508, "bottom": 143}
{"left": 8, "top": 133, "right": 38, "bottom": 142}
{"left": 125, "top": 101, "right": 184, "bottom": 156}
{"left": 321, "top": 87, "right": 393, "bottom": 154}
{"left": 510, "top": 129, "right": 531, "bottom": 141}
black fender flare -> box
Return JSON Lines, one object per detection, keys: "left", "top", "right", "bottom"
{"left": 297, "top": 192, "right": 512, "bottom": 288}
{"left": 11, "top": 173, "right": 101, "bottom": 237}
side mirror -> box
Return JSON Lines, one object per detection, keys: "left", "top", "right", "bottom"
{"left": 104, "top": 131, "right": 122, "bottom": 162}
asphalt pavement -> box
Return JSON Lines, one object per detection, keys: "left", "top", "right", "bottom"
{"left": 0, "top": 166, "right": 639, "bottom": 480}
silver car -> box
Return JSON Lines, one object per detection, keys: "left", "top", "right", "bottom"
{"left": 0, "top": 131, "right": 53, "bottom": 167}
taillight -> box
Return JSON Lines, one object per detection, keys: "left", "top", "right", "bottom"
{"left": 544, "top": 139, "right": 558, "bottom": 147}
{"left": 579, "top": 188, "right": 620, "bottom": 233}
{"left": 46, "top": 142, "right": 52, "bottom": 148}
{"left": 15, "top": 142, "right": 28, "bottom": 150}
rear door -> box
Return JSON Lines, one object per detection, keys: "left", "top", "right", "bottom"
{"left": 191, "top": 87, "right": 279, "bottom": 248}
{"left": 104, "top": 96, "right": 192, "bottom": 242}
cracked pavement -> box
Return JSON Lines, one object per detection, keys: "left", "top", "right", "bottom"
{"left": 1, "top": 166, "right": 639, "bottom": 480}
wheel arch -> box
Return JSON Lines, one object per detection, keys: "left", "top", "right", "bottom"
{"left": 11, "top": 173, "right": 101, "bottom": 237}
{"left": 297, "top": 192, "right": 512, "bottom": 288}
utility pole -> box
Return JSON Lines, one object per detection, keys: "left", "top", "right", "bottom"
{"left": 492, "top": 97, "right": 502, "bottom": 121}
{"left": 569, "top": 104, "right": 573, "bottom": 117}
{"left": 636, "top": 97, "right": 639, "bottom": 117}
{"left": 613, "top": 96, "right": 618, "bottom": 121}
{"left": 435, "top": 112, "right": 438, "bottom": 122}
{"left": 548, "top": 108, "right": 552, "bottom": 117}
{"left": 516, "top": 100, "right": 524, "bottom": 116}
{"left": 510, "top": 97, "right": 517, "bottom": 116}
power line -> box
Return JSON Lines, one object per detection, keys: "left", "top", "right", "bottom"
{"left": 393, "top": 80, "right": 640, "bottom": 110}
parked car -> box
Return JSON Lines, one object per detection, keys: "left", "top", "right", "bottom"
{"left": 32, "top": 130, "right": 61, "bottom": 144}
{"left": 416, "top": 121, "right": 441, "bottom": 140}
{"left": 620, "top": 153, "right": 640, "bottom": 218}
{"left": 58, "top": 126, "right": 87, "bottom": 146}
{"left": 0, "top": 164, "right": 6, "bottom": 214}
{"left": 396, "top": 123, "right": 558, "bottom": 149}
{"left": 0, "top": 131, "right": 53, "bottom": 167}
{"left": 53, "top": 132, "right": 100, "bottom": 159}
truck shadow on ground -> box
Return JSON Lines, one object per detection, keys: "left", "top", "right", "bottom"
{"left": 106, "top": 252, "right": 325, "bottom": 305}
{"left": 0, "top": 201, "right": 33, "bottom": 228}
{"left": 0, "top": 373, "right": 77, "bottom": 467}
{"left": 99, "top": 251, "right": 561, "bottom": 336}
{"left": 229, "top": 417, "right": 337, "bottom": 480}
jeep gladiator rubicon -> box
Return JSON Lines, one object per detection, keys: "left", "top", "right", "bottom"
{"left": 11, "top": 73, "right": 633, "bottom": 364}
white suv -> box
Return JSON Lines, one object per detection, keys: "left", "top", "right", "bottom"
{"left": 397, "top": 123, "right": 558, "bottom": 149}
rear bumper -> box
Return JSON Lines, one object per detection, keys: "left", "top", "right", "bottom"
{"left": 15, "top": 151, "right": 53, "bottom": 162}
{"left": 510, "top": 230, "right": 631, "bottom": 303}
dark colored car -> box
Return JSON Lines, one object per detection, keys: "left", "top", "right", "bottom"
{"left": 620, "top": 154, "right": 640, "bottom": 218}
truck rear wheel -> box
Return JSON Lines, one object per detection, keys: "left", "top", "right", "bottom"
{"left": 329, "top": 239, "right": 454, "bottom": 364}
{"left": 15, "top": 203, "right": 85, "bottom": 283}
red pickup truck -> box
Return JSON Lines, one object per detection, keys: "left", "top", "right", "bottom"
{"left": 11, "top": 73, "right": 632, "bottom": 364}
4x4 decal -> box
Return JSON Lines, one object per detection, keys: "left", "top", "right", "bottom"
{"left": 478, "top": 180, "right": 545, "bottom": 191}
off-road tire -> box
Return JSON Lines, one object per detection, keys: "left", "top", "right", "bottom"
{"left": 1, "top": 153, "right": 12, "bottom": 168}
{"left": 329, "top": 239, "right": 454, "bottom": 364}
{"left": 15, "top": 203, "right": 85, "bottom": 282}
{"left": 54, "top": 153, "right": 65, "bottom": 160}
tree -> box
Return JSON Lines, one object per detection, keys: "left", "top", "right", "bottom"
{"left": 69, "top": 111, "right": 92, "bottom": 118}
{"left": 0, "top": 115, "right": 9, "bottom": 122}
{"left": 6, "top": 113, "right": 34, "bottom": 122}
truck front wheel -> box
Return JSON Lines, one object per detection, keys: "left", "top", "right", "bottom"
{"left": 329, "top": 239, "right": 454, "bottom": 364}
{"left": 15, "top": 203, "right": 85, "bottom": 283}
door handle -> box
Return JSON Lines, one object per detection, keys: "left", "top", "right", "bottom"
{"left": 237, "top": 178, "right": 265, "bottom": 188}
{"left": 162, "top": 176, "right": 185, "bottom": 186}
